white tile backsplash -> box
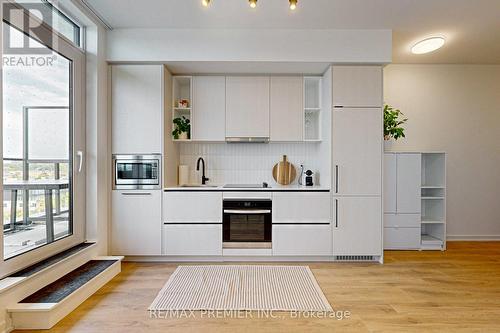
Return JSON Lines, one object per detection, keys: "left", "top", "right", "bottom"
{"left": 179, "top": 142, "right": 323, "bottom": 186}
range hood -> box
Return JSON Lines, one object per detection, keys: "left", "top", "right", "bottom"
{"left": 226, "top": 137, "right": 270, "bottom": 143}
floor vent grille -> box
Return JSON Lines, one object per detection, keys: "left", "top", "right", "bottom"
{"left": 334, "top": 255, "right": 375, "bottom": 262}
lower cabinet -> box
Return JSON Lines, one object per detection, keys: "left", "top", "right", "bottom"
{"left": 111, "top": 190, "right": 162, "bottom": 256}
{"left": 384, "top": 213, "right": 420, "bottom": 228}
{"left": 163, "top": 192, "right": 222, "bottom": 223}
{"left": 333, "top": 196, "right": 382, "bottom": 256}
{"left": 272, "top": 224, "right": 332, "bottom": 256}
{"left": 163, "top": 224, "right": 222, "bottom": 256}
{"left": 384, "top": 227, "right": 420, "bottom": 250}
{"left": 383, "top": 214, "right": 421, "bottom": 250}
{"left": 273, "top": 192, "right": 331, "bottom": 223}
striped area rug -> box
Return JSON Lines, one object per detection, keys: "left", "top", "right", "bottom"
{"left": 149, "top": 265, "right": 332, "bottom": 312}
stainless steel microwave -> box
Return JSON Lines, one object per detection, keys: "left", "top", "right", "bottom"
{"left": 112, "top": 154, "right": 161, "bottom": 190}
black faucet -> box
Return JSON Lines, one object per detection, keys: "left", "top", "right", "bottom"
{"left": 196, "top": 157, "right": 209, "bottom": 185}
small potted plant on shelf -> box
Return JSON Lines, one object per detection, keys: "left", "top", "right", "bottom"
{"left": 384, "top": 104, "right": 407, "bottom": 150}
{"left": 172, "top": 116, "right": 191, "bottom": 140}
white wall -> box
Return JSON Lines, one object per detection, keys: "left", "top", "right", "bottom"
{"left": 179, "top": 142, "right": 326, "bottom": 187}
{"left": 384, "top": 65, "right": 500, "bottom": 239}
{"left": 107, "top": 28, "right": 391, "bottom": 64}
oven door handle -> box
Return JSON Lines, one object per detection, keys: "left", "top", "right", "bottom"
{"left": 224, "top": 209, "right": 271, "bottom": 214}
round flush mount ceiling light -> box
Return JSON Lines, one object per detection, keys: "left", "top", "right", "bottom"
{"left": 249, "top": 0, "right": 257, "bottom": 8}
{"left": 289, "top": 0, "right": 297, "bottom": 10}
{"left": 202, "top": 0, "right": 210, "bottom": 7}
{"left": 411, "top": 37, "right": 445, "bottom": 54}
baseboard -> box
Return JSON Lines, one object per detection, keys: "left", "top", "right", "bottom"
{"left": 123, "top": 255, "right": 378, "bottom": 262}
{"left": 447, "top": 235, "right": 500, "bottom": 241}
{"left": 1, "top": 319, "right": 14, "bottom": 333}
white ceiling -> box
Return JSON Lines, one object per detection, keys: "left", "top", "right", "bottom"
{"left": 85, "top": 0, "right": 500, "bottom": 64}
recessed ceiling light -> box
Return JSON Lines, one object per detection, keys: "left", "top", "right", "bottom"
{"left": 249, "top": 0, "right": 257, "bottom": 8}
{"left": 289, "top": 0, "right": 297, "bottom": 10}
{"left": 411, "top": 37, "right": 445, "bottom": 55}
{"left": 201, "top": 0, "right": 210, "bottom": 7}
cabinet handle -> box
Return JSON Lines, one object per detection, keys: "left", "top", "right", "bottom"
{"left": 335, "top": 199, "right": 339, "bottom": 228}
{"left": 335, "top": 165, "right": 339, "bottom": 194}
{"left": 121, "top": 192, "right": 152, "bottom": 196}
{"left": 224, "top": 209, "right": 271, "bottom": 214}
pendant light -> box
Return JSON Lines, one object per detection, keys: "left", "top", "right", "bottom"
{"left": 249, "top": 0, "right": 257, "bottom": 8}
{"left": 289, "top": 0, "right": 297, "bottom": 10}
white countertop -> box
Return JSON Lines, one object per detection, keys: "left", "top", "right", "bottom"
{"left": 164, "top": 184, "right": 330, "bottom": 192}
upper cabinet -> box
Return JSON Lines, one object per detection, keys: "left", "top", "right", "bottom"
{"left": 192, "top": 76, "right": 226, "bottom": 141}
{"left": 332, "top": 66, "right": 382, "bottom": 108}
{"left": 169, "top": 75, "right": 322, "bottom": 142}
{"left": 270, "top": 77, "right": 303, "bottom": 142}
{"left": 226, "top": 76, "right": 270, "bottom": 139}
{"left": 111, "top": 65, "right": 163, "bottom": 154}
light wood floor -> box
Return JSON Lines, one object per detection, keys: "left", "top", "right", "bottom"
{"left": 14, "top": 242, "right": 500, "bottom": 333}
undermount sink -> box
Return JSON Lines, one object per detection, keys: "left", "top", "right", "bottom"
{"left": 180, "top": 184, "right": 219, "bottom": 188}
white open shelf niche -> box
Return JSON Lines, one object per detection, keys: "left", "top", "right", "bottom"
{"left": 421, "top": 153, "right": 446, "bottom": 250}
{"left": 303, "top": 77, "right": 321, "bottom": 141}
{"left": 172, "top": 76, "right": 193, "bottom": 141}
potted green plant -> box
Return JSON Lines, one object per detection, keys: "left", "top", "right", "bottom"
{"left": 172, "top": 116, "right": 191, "bottom": 140}
{"left": 384, "top": 104, "right": 407, "bottom": 150}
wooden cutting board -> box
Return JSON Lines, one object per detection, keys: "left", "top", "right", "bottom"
{"left": 272, "top": 155, "right": 296, "bottom": 185}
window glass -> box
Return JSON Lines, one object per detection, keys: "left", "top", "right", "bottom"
{"left": 2, "top": 21, "right": 73, "bottom": 259}
{"left": 13, "top": 0, "right": 81, "bottom": 47}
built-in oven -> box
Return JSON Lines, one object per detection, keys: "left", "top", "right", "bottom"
{"left": 112, "top": 154, "right": 161, "bottom": 190}
{"left": 223, "top": 199, "right": 272, "bottom": 248}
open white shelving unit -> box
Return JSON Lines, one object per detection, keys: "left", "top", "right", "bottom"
{"left": 420, "top": 153, "right": 446, "bottom": 250}
{"left": 303, "top": 77, "right": 322, "bottom": 141}
{"left": 384, "top": 152, "right": 446, "bottom": 251}
{"left": 172, "top": 76, "right": 192, "bottom": 141}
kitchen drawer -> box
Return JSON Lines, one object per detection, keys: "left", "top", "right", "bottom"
{"left": 163, "top": 224, "right": 222, "bottom": 256}
{"left": 163, "top": 192, "right": 222, "bottom": 223}
{"left": 273, "top": 225, "right": 332, "bottom": 256}
{"left": 273, "top": 192, "right": 331, "bottom": 223}
{"left": 384, "top": 213, "right": 420, "bottom": 228}
{"left": 384, "top": 227, "right": 420, "bottom": 250}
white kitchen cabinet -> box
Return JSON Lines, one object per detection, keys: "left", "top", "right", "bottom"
{"left": 226, "top": 76, "right": 270, "bottom": 138}
{"left": 396, "top": 154, "right": 421, "bottom": 214}
{"left": 384, "top": 154, "right": 397, "bottom": 213}
{"left": 272, "top": 192, "right": 330, "bottom": 223}
{"left": 111, "top": 190, "right": 162, "bottom": 255}
{"left": 332, "top": 108, "right": 382, "bottom": 196}
{"left": 384, "top": 227, "right": 420, "bottom": 250}
{"left": 192, "top": 76, "right": 226, "bottom": 141}
{"left": 332, "top": 197, "right": 382, "bottom": 256}
{"left": 384, "top": 213, "right": 420, "bottom": 228}
{"left": 384, "top": 152, "right": 446, "bottom": 251}
{"left": 273, "top": 225, "right": 332, "bottom": 256}
{"left": 163, "top": 192, "right": 222, "bottom": 223}
{"left": 383, "top": 153, "right": 422, "bottom": 250}
{"left": 332, "top": 66, "right": 382, "bottom": 107}
{"left": 163, "top": 224, "right": 222, "bottom": 256}
{"left": 111, "top": 65, "right": 163, "bottom": 154}
{"left": 270, "top": 76, "right": 303, "bottom": 141}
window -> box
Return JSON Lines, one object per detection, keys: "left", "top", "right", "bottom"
{"left": 16, "top": 0, "right": 82, "bottom": 47}
{"left": 2, "top": 1, "right": 85, "bottom": 267}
